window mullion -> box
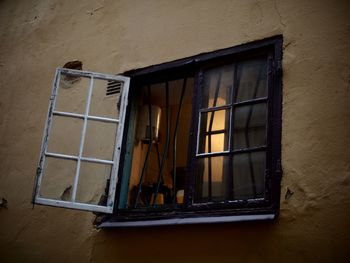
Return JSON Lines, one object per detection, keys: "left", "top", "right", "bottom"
{"left": 71, "top": 76, "right": 94, "bottom": 202}
{"left": 199, "top": 105, "right": 231, "bottom": 112}
{"left": 171, "top": 78, "right": 187, "bottom": 204}
{"left": 265, "top": 54, "right": 275, "bottom": 202}
{"left": 244, "top": 61, "right": 265, "bottom": 198}
{"left": 228, "top": 63, "right": 240, "bottom": 199}
{"left": 187, "top": 70, "right": 203, "bottom": 205}
{"left": 53, "top": 111, "right": 84, "bottom": 119}
{"left": 207, "top": 72, "right": 222, "bottom": 200}
{"left": 233, "top": 97, "right": 267, "bottom": 107}
{"left": 45, "top": 152, "right": 78, "bottom": 161}
{"left": 33, "top": 69, "right": 61, "bottom": 201}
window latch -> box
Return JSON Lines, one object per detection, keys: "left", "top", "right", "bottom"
{"left": 276, "top": 60, "right": 282, "bottom": 76}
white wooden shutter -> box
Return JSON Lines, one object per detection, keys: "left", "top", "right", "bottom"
{"left": 33, "top": 68, "right": 130, "bottom": 213}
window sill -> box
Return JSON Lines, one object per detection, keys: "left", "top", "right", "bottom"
{"left": 97, "top": 213, "right": 276, "bottom": 228}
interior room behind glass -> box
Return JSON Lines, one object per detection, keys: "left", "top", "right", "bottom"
{"left": 127, "top": 78, "right": 194, "bottom": 208}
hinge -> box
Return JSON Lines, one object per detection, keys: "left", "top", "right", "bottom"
{"left": 269, "top": 57, "right": 282, "bottom": 76}
{"left": 275, "top": 159, "right": 283, "bottom": 180}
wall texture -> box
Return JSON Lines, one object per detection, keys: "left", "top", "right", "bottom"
{"left": 0, "top": 0, "right": 349, "bottom": 262}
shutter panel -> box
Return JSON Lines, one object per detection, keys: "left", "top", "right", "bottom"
{"left": 32, "top": 68, "right": 130, "bottom": 213}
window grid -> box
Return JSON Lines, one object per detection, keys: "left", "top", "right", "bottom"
{"left": 196, "top": 108, "right": 232, "bottom": 157}
{"left": 194, "top": 58, "right": 268, "bottom": 202}
{"left": 196, "top": 100, "right": 268, "bottom": 157}
{"left": 34, "top": 68, "right": 130, "bottom": 213}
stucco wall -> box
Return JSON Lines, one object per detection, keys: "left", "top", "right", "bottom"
{"left": 0, "top": 0, "right": 349, "bottom": 262}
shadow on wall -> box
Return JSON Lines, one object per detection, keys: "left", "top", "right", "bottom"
{"left": 91, "top": 221, "right": 281, "bottom": 263}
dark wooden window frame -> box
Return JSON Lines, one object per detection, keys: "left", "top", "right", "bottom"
{"left": 98, "top": 35, "right": 283, "bottom": 227}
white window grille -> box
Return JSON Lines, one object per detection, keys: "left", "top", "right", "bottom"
{"left": 33, "top": 68, "right": 130, "bottom": 213}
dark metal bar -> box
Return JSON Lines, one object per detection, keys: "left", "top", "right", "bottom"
{"left": 233, "top": 97, "right": 267, "bottom": 107}
{"left": 270, "top": 39, "right": 284, "bottom": 209}
{"left": 230, "top": 63, "right": 243, "bottom": 199}
{"left": 134, "top": 85, "right": 153, "bottom": 208}
{"left": 222, "top": 84, "right": 231, "bottom": 200}
{"left": 207, "top": 72, "right": 222, "bottom": 200}
{"left": 153, "top": 82, "right": 170, "bottom": 206}
{"left": 155, "top": 143, "right": 162, "bottom": 178}
{"left": 244, "top": 62, "right": 264, "bottom": 198}
{"left": 203, "top": 129, "right": 226, "bottom": 135}
{"left": 232, "top": 146, "right": 267, "bottom": 155}
{"left": 172, "top": 78, "right": 187, "bottom": 204}
{"left": 227, "top": 64, "right": 238, "bottom": 199}
{"left": 197, "top": 151, "right": 231, "bottom": 158}
{"left": 199, "top": 105, "right": 231, "bottom": 113}
{"left": 189, "top": 70, "right": 204, "bottom": 204}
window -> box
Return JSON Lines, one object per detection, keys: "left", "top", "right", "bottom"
{"left": 194, "top": 57, "right": 268, "bottom": 203}
{"left": 33, "top": 36, "right": 283, "bottom": 226}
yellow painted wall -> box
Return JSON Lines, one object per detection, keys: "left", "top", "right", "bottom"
{"left": 0, "top": 0, "right": 349, "bottom": 262}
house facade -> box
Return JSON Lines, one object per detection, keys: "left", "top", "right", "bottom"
{"left": 0, "top": 0, "right": 349, "bottom": 262}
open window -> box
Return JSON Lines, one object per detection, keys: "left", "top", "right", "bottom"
{"left": 33, "top": 36, "right": 283, "bottom": 225}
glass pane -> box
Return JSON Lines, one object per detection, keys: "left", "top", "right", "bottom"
{"left": 195, "top": 156, "right": 229, "bottom": 202}
{"left": 47, "top": 116, "right": 83, "bottom": 156}
{"left": 83, "top": 120, "right": 118, "bottom": 160}
{"left": 39, "top": 157, "right": 76, "bottom": 201}
{"left": 201, "top": 64, "right": 235, "bottom": 108}
{"left": 235, "top": 57, "right": 267, "bottom": 102}
{"left": 198, "top": 109, "right": 230, "bottom": 154}
{"left": 233, "top": 103, "right": 266, "bottom": 149}
{"left": 55, "top": 74, "right": 89, "bottom": 114}
{"left": 76, "top": 162, "right": 112, "bottom": 205}
{"left": 89, "top": 79, "right": 121, "bottom": 119}
{"left": 233, "top": 151, "right": 265, "bottom": 200}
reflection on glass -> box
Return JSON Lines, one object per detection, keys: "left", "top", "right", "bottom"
{"left": 195, "top": 156, "right": 229, "bottom": 202}
{"left": 83, "top": 120, "right": 118, "bottom": 160}
{"left": 47, "top": 116, "right": 83, "bottom": 156}
{"left": 90, "top": 79, "right": 121, "bottom": 119}
{"left": 198, "top": 109, "right": 230, "bottom": 154}
{"left": 195, "top": 56, "right": 268, "bottom": 204}
{"left": 233, "top": 151, "right": 265, "bottom": 200}
{"left": 55, "top": 74, "right": 89, "bottom": 114}
{"left": 233, "top": 103, "right": 266, "bottom": 149}
{"left": 235, "top": 57, "right": 267, "bottom": 102}
{"left": 76, "top": 162, "right": 112, "bottom": 205}
{"left": 201, "top": 64, "right": 234, "bottom": 108}
{"left": 40, "top": 157, "right": 77, "bottom": 201}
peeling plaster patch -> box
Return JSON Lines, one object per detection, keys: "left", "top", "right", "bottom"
{"left": 284, "top": 39, "right": 296, "bottom": 49}
{"left": 281, "top": 168, "right": 326, "bottom": 215}
{"left": 0, "top": 197, "right": 8, "bottom": 209}
{"left": 60, "top": 185, "right": 72, "bottom": 201}
{"left": 284, "top": 187, "right": 294, "bottom": 201}
{"left": 61, "top": 60, "right": 83, "bottom": 88}
{"left": 63, "top": 60, "right": 82, "bottom": 70}
{"left": 280, "top": 180, "right": 323, "bottom": 221}
{"left": 86, "top": 6, "right": 104, "bottom": 16}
